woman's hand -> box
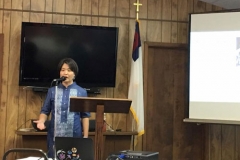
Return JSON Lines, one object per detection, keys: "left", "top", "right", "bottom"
{"left": 33, "top": 120, "right": 46, "bottom": 130}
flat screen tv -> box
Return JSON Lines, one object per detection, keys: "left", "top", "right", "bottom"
{"left": 19, "top": 22, "right": 119, "bottom": 89}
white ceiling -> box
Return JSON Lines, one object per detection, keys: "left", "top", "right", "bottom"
{"left": 200, "top": 0, "right": 240, "bottom": 9}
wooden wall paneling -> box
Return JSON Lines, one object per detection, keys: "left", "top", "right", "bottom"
{"left": 30, "top": 13, "right": 44, "bottom": 22}
{"left": 112, "top": 18, "right": 129, "bottom": 131}
{"left": 221, "top": 125, "right": 235, "bottom": 160}
{"left": 65, "top": 0, "right": 81, "bottom": 14}
{"left": 91, "top": 17, "right": 99, "bottom": 26}
{"left": 53, "top": 0, "right": 65, "bottom": 13}
{"left": 4, "top": 11, "right": 22, "bottom": 160}
{"left": 114, "top": 18, "right": 129, "bottom": 99}
{"left": 17, "top": 86, "right": 27, "bottom": 149}
{"left": 12, "top": 0, "right": 23, "bottom": 10}
{"left": 142, "top": 42, "right": 149, "bottom": 151}
{"left": 116, "top": 0, "right": 129, "bottom": 17}
{"left": 108, "top": 18, "right": 116, "bottom": 28}
{"left": 23, "top": 12, "right": 30, "bottom": 22}
{"left": 23, "top": 0, "right": 30, "bottom": 10}
{"left": 162, "top": 22, "right": 171, "bottom": 42}
{"left": 25, "top": 91, "right": 42, "bottom": 126}
{"left": 178, "top": 0, "right": 188, "bottom": 21}
{"left": 0, "top": 11, "right": 2, "bottom": 32}
{"left": 40, "top": 93, "right": 46, "bottom": 110}
{"left": 0, "top": 34, "right": 4, "bottom": 158}
{"left": 204, "top": 125, "right": 210, "bottom": 160}
{"left": 235, "top": 126, "right": 240, "bottom": 160}
{"left": 0, "top": 0, "right": 3, "bottom": 8}
{"left": 139, "top": 0, "right": 148, "bottom": 19}
{"left": 99, "top": 0, "right": 109, "bottom": 16}
{"left": 182, "top": 124, "right": 205, "bottom": 160}
{"left": 9, "top": 11, "right": 21, "bottom": 101}
{"left": 44, "top": 13, "right": 53, "bottom": 23}
{"left": 65, "top": 15, "right": 80, "bottom": 25}
{"left": 177, "top": 23, "right": 188, "bottom": 43}
{"left": 193, "top": 0, "right": 206, "bottom": 13}
{"left": 105, "top": 87, "right": 114, "bottom": 130}
{"left": 92, "top": 0, "right": 98, "bottom": 15}
{"left": 0, "top": 10, "right": 11, "bottom": 157}
{"left": 189, "top": 124, "right": 206, "bottom": 160}
{"left": 99, "top": 16, "right": 109, "bottom": 27}
{"left": 45, "top": 0, "right": 53, "bottom": 12}
{"left": 147, "top": 21, "right": 161, "bottom": 42}
{"left": 162, "top": 0, "right": 171, "bottom": 20}
{"left": 129, "top": 0, "right": 136, "bottom": 18}
{"left": 80, "top": 16, "right": 91, "bottom": 25}
{"left": 210, "top": 125, "right": 222, "bottom": 160}
{"left": 31, "top": 0, "right": 45, "bottom": 11}
{"left": 139, "top": 20, "right": 147, "bottom": 42}
{"left": 171, "top": 22, "right": 178, "bottom": 43}
{"left": 52, "top": 14, "right": 64, "bottom": 24}
{"left": 187, "top": 0, "right": 194, "bottom": 14}
{"left": 109, "top": 0, "right": 116, "bottom": 17}
{"left": 111, "top": 91, "right": 127, "bottom": 130}
{"left": 99, "top": 17, "right": 109, "bottom": 26}
{"left": 3, "top": 0, "right": 11, "bottom": 9}
{"left": 172, "top": 0, "right": 178, "bottom": 21}
{"left": 103, "top": 88, "right": 113, "bottom": 100}
{"left": 147, "top": 0, "right": 162, "bottom": 19}
{"left": 82, "top": 0, "right": 91, "bottom": 15}
{"left": 0, "top": 34, "right": 3, "bottom": 106}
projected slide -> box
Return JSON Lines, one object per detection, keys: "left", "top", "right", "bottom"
{"left": 189, "top": 11, "right": 240, "bottom": 121}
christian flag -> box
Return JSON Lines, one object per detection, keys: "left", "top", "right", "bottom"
{"left": 128, "top": 20, "right": 144, "bottom": 137}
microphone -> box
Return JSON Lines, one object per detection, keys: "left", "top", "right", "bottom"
{"left": 53, "top": 76, "right": 66, "bottom": 82}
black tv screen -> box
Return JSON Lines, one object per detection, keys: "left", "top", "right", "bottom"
{"left": 19, "top": 22, "right": 118, "bottom": 88}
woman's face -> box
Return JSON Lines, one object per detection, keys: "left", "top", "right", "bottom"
{"left": 60, "top": 63, "right": 75, "bottom": 84}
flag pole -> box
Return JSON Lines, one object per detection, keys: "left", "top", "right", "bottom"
{"left": 129, "top": 0, "right": 144, "bottom": 149}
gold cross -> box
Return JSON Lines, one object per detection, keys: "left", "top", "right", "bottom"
{"left": 134, "top": 0, "right": 142, "bottom": 12}
{"left": 133, "top": 0, "right": 142, "bottom": 20}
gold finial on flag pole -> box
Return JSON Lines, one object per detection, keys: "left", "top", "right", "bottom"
{"left": 133, "top": 0, "right": 142, "bottom": 20}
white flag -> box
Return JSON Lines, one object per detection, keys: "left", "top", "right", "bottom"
{"left": 128, "top": 20, "right": 144, "bottom": 137}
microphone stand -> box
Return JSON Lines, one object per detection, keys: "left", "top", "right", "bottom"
{"left": 52, "top": 77, "right": 65, "bottom": 159}
{"left": 53, "top": 80, "right": 59, "bottom": 160}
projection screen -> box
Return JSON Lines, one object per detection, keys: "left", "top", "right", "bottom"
{"left": 188, "top": 11, "right": 240, "bottom": 123}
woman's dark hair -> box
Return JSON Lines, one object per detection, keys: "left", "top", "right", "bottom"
{"left": 57, "top": 58, "right": 79, "bottom": 76}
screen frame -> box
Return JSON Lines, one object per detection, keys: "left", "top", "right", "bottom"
{"left": 19, "top": 22, "right": 119, "bottom": 88}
